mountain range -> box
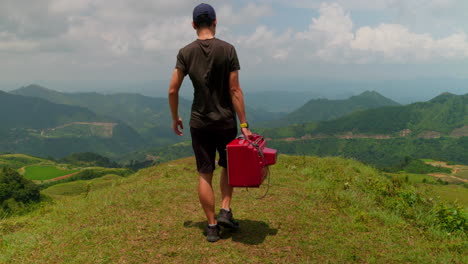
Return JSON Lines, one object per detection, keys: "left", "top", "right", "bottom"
{"left": 11, "top": 85, "right": 283, "bottom": 145}
{"left": 3, "top": 84, "right": 292, "bottom": 158}
{"left": 260, "top": 92, "right": 467, "bottom": 139}
{"left": 3, "top": 84, "right": 467, "bottom": 164}
{"left": 314, "top": 92, "right": 467, "bottom": 136}
{"left": 135, "top": 92, "right": 467, "bottom": 166}
{"left": 262, "top": 90, "right": 400, "bottom": 127}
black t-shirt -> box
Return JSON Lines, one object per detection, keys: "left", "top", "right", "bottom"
{"left": 176, "top": 38, "right": 240, "bottom": 129}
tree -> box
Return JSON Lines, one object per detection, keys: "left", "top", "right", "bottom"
{"left": 0, "top": 167, "right": 41, "bottom": 214}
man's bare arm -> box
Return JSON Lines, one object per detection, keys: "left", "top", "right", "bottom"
{"left": 168, "top": 68, "right": 185, "bottom": 136}
{"left": 229, "top": 70, "right": 252, "bottom": 137}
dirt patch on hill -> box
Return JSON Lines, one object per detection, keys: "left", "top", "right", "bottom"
{"left": 399, "top": 129, "right": 412, "bottom": 137}
{"left": 41, "top": 122, "right": 118, "bottom": 138}
{"left": 278, "top": 132, "right": 393, "bottom": 141}
{"left": 451, "top": 125, "right": 468, "bottom": 138}
{"left": 428, "top": 173, "right": 468, "bottom": 183}
{"left": 425, "top": 161, "right": 457, "bottom": 173}
{"left": 417, "top": 131, "right": 441, "bottom": 139}
{"left": 424, "top": 161, "right": 468, "bottom": 183}
{"left": 337, "top": 132, "right": 391, "bottom": 139}
{"left": 275, "top": 126, "right": 464, "bottom": 142}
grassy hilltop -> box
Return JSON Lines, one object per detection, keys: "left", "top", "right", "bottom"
{"left": 1, "top": 156, "right": 466, "bottom": 263}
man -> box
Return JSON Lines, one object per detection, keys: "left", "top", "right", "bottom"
{"left": 168, "top": 3, "right": 252, "bottom": 242}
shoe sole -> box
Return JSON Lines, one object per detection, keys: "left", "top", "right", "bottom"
{"left": 217, "top": 218, "right": 239, "bottom": 229}
{"left": 207, "top": 235, "right": 220, "bottom": 242}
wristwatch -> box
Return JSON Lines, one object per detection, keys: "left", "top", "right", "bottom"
{"left": 240, "top": 122, "right": 249, "bottom": 128}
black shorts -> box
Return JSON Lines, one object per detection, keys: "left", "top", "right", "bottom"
{"left": 190, "top": 127, "right": 238, "bottom": 173}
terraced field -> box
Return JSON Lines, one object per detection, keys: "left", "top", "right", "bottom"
{"left": 23, "top": 165, "right": 79, "bottom": 181}
{"left": 423, "top": 161, "right": 468, "bottom": 182}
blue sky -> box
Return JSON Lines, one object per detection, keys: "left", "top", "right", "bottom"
{"left": 1, "top": 0, "right": 467, "bottom": 91}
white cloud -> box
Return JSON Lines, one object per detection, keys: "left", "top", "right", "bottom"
{"left": 351, "top": 24, "right": 468, "bottom": 62}
{"left": 230, "top": 2, "right": 468, "bottom": 67}
{"left": 0, "top": 0, "right": 467, "bottom": 82}
{"left": 238, "top": 26, "right": 293, "bottom": 62}
{"left": 282, "top": 0, "right": 460, "bottom": 11}
{"left": 140, "top": 18, "right": 194, "bottom": 52}
{"left": 280, "top": 0, "right": 391, "bottom": 10}
{"left": 218, "top": 3, "right": 274, "bottom": 25}
{"left": 297, "top": 3, "right": 353, "bottom": 43}
{"left": 294, "top": 3, "right": 354, "bottom": 61}
{"left": 49, "top": 0, "right": 93, "bottom": 13}
{"left": 291, "top": 3, "right": 468, "bottom": 63}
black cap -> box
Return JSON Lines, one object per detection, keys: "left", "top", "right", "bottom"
{"left": 193, "top": 3, "right": 216, "bottom": 23}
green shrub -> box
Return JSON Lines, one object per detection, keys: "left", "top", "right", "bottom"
{"left": 436, "top": 204, "right": 467, "bottom": 233}
{"left": 0, "top": 167, "right": 42, "bottom": 216}
{"left": 59, "top": 152, "right": 119, "bottom": 168}
{"left": 436, "top": 178, "right": 449, "bottom": 185}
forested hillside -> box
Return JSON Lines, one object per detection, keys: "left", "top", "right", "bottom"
{"left": 0, "top": 91, "right": 102, "bottom": 133}
{"left": 0, "top": 91, "right": 144, "bottom": 159}
{"left": 262, "top": 91, "right": 400, "bottom": 127}
{"left": 260, "top": 93, "right": 467, "bottom": 138}
{"left": 314, "top": 92, "right": 467, "bottom": 136}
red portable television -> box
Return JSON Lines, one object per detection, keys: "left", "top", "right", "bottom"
{"left": 226, "top": 134, "right": 277, "bottom": 187}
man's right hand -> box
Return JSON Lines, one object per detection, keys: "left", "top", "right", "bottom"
{"left": 241, "top": 127, "right": 252, "bottom": 139}
{"left": 173, "top": 117, "right": 184, "bottom": 136}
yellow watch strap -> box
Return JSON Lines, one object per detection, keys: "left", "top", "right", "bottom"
{"left": 240, "top": 123, "right": 249, "bottom": 128}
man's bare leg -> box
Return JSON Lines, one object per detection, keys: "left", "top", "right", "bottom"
{"left": 220, "top": 168, "right": 233, "bottom": 210}
{"left": 198, "top": 172, "right": 216, "bottom": 224}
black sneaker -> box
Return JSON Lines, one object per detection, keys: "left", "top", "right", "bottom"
{"left": 217, "top": 209, "right": 239, "bottom": 229}
{"left": 205, "top": 224, "right": 220, "bottom": 242}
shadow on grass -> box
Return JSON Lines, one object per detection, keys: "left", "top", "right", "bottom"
{"left": 183, "top": 219, "right": 278, "bottom": 245}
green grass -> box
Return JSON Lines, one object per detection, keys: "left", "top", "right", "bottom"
{"left": 41, "top": 174, "right": 123, "bottom": 197}
{"left": 0, "top": 156, "right": 466, "bottom": 263}
{"left": 386, "top": 172, "right": 437, "bottom": 184}
{"left": 429, "top": 185, "right": 468, "bottom": 209}
{"left": 23, "top": 165, "right": 79, "bottom": 181}
{"left": 41, "top": 180, "right": 89, "bottom": 196}
{"left": 455, "top": 170, "right": 468, "bottom": 180}
{"left": 388, "top": 172, "right": 468, "bottom": 209}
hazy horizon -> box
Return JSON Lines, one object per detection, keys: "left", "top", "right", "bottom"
{"left": 1, "top": 77, "right": 467, "bottom": 106}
